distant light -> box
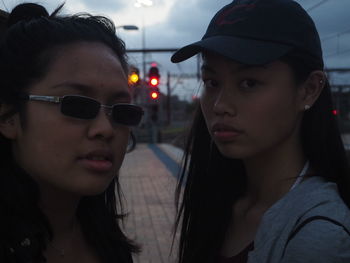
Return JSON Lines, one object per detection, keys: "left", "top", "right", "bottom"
{"left": 332, "top": 109, "right": 338, "bottom": 115}
{"left": 129, "top": 72, "right": 139, "bottom": 84}
{"left": 142, "top": 0, "right": 153, "bottom": 6}
{"left": 151, "top": 92, "right": 159, "bottom": 99}
{"left": 151, "top": 62, "right": 158, "bottom": 67}
{"left": 135, "top": 0, "right": 153, "bottom": 7}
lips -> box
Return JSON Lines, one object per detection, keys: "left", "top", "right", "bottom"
{"left": 211, "top": 123, "right": 243, "bottom": 141}
{"left": 83, "top": 150, "right": 113, "bottom": 161}
{"left": 78, "top": 149, "right": 114, "bottom": 173}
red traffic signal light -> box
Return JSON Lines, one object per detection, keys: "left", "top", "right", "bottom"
{"left": 151, "top": 91, "right": 159, "bottom": 99}
{"left": 148, "top": 66, "right": 160, "bottom": 87}
{"left": 150, "top": 87, "right": 160, "bottom": 100}
{"left": 150, "top": 77, "right": 159, "bottom": 87}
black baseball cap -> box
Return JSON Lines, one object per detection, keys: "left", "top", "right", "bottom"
{"left": 171, "top": 0, "right": 323, "bottom": 67}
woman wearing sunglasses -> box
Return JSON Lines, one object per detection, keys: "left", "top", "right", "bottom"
{"left": 171, "top": 0, "right": 350, "bottom": 262}
{"left": 0, "top": 3, "right": 143, "bottom": 263}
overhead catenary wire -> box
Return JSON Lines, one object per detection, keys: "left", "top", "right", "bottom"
{"left": 304, "top": 0, "right": 349, "bottom": 59}
{"left": 306, "top": 0, "right": 330, "bottom": 12}
{"left": 0, "top": 0, "right": 8, "bottom": 11}
{"left": 322, "top": 28, "right": 350, "bottom": 42}
{"left": 326, "top": 48, "right": 350, "bottom": 58}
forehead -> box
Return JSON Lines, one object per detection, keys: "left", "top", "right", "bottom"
{"left": 202, "top": 51, "right": 258, "bottom": 69}
{"left": 201, "top": 52, "right": 291, "bottom": 76}
{"left": 32, "top": 42, "right": 130, "bottom": 101}
{"left": 49, "top": 41, "right": 126, "bottom": 71}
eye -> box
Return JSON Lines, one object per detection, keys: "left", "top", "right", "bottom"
{"left": 239, "top": 79, "right": 261, "bottom": 90}
{"left": 202, "top": 79, "right": 219, "bottom": 89}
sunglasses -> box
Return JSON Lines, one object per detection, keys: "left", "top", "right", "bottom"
{"left": 26, "top": 94, "right": 144, "bottom": 126}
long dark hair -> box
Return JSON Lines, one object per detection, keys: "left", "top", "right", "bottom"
{"left": 174, "top": 50, "right": 350, "bottom": 263}
{"left": 0, "top": 3, "right": 138, "bottom": 263}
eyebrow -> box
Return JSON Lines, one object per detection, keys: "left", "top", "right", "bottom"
{"left": 51, "top": 82, "right": 131, "bottom": 100}
{"left": 201, "top": 64, "right": 267, "bottom": 74}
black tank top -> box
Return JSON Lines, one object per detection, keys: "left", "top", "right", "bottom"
{"left": 219, "top": 242, "right": 254, "bottom": 263}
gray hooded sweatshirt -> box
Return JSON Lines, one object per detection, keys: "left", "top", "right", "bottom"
{"left": 247, "top": 176, "right": 350, "bottom": 263}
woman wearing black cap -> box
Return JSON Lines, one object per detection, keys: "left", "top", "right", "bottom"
{"left": 0, "top": 2, "right": 144, "bottom": 263}
{"left": 171, "top": 0, "right": 350, "bottom": 262}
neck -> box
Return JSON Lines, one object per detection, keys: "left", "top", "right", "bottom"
{"left": 38, "top": 183, "right": 80, "bottom": 236}
{"left": 242, "top": 135, "right": 307, "bottom": 210}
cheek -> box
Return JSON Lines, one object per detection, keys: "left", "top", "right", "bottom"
{"left": 245, "top": 92, "right": 299, "bottom": 141}
{"left": 13, "top": 105, "right": 77, "bottom": 173}
{"left": 113, "top": 129, "right": 129, "bottom": 165}
{"left": 14, "top": 120, "right": 80, "bottom": 173}
{"left": 200, "top": 93, "right": 215, "bottom": 121}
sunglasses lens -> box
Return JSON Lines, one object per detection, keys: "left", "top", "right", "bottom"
{"left": 112, "top": 104, "right": 143, "bottom": 126}
{"left": 61, "top": 96, "right": 100, "bottom": 119}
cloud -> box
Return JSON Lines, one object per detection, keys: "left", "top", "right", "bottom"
{"left": 163, "top": 0, "right": 231, "bottom": 45}
{"left": 297, "top": 0, "right": 350, "bottom": 67}
{"left": 66, "top": 0, "right": 127, "bottom": 13}
{"left": 2, "top": 0, "right": 348, "bottom": 99}
{"left": 118, "top": 0, "right": 230, "bottom": 83}
{"left": 82, "top": 0, "right": 127, "bottom": 10}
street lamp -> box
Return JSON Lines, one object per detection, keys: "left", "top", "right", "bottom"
{"left": 116, "top": 25, "right": 139, "bottom": 31}
{"left": 134, "top": 0, "right": 153, "bottom": 79}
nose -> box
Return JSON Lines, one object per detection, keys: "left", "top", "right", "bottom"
{"left": 213, "top": 83, "right": 237, "bottom": 116}
{"left": 101, "top": 105, "right": 113, "bottom": 118}
{"left": 87, "top": 107, "right": 115, "bottom": 140}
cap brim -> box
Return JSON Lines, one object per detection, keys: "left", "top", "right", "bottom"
{"left": 171, "top": 36, "right": 293, "bottom": 65}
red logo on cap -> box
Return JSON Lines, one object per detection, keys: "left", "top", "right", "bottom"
{"left": 216, "top": 3, "right": 256, "bottom": 26}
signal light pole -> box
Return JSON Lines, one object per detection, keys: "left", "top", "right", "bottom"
{"left": 147, "top": 64, "right": 161, "bottom": 143}
{"left": 148, "top": 65, "right": 160, "bottom": 102}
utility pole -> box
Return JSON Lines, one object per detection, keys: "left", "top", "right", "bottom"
{"left": 142, "top": 16, "right": 146, "bottom": 79}
{"left": 197, "top": 54, "right": 201, "bottom": 81}
{"left": 166, "top": 72, "right": 171, "bottom": 126}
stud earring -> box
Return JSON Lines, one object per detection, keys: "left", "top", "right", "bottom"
{"left": 6, "top": 118, "right": 14, "bottom": 125}
{"left": 304, "top": 105, "right": 311, "bottom": 111}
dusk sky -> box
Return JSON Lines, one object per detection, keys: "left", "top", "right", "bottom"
{"left": 1, "top": 0, "right": 349, "bottom": 99}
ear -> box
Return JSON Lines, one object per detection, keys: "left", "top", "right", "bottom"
{"left": 0, "top": 104, "right": 20, "bottom": 140}
{"left": 298, "top": 70, "right": 325, "bottom": 111}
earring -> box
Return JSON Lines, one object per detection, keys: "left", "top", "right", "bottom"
{"left": 304, "top": 105, "right": 311, "bottom": 111}
{"left": 126, "top": 131, "right": 136, "bottom": 153}
{"left": 6, "top": 118, "right": 14, "bottom": 125}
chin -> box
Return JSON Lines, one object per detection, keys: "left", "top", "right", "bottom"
{"left": 76, "top": 187, "right": 107, "bottom": 196}
{"left": 216, "top": 143, "right": 254, "bottom": 160}
{"left": 65, "top": 177, "right": 115, "bottom": 197}
{"left": 79, "top": 182, "right": 114, "bottom": 196}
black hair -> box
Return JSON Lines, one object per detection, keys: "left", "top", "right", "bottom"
{"left": 0, "top": 3, "right": 138, "bottom": 263}
{"left": 174, "top": 50, "right": 350, "bottom": 263}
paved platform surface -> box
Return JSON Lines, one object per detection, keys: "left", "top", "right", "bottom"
{"left": 119, "top": 143, "right": 182, "bottom": 263}
{"left": 119, "top": 137, "right": 350, "bottom": 262}
{"left": 342, "top": 133, "right": 350, "bottom": 150}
